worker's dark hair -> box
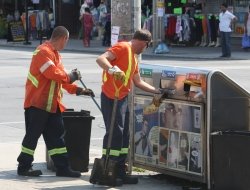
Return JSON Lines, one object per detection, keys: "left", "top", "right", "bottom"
{"left": 221, "top": 3, "right": 228, "bottom": 8}
{"left": 51, "top": 26, "right": 69, "bottom": 41}
{"left": 133, "top": 29, "right": 152, "bottom": 42}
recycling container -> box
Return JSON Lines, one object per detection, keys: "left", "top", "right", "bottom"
{"left": 211, "top": 131, "right": 250, "bottom": 190}
{"left": 46, "top": 109, "right": 95, "bottom": 172}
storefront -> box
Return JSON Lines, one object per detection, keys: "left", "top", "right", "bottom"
{"left": 0, "top": 0, "right": 55, "bottom": 40}
{"left": 142, "top": 0, "right": 249, "bottom": 46}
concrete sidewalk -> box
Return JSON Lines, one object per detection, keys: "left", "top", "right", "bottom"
{"left": 1, "top": 38, "right": 250, "bottom": 60}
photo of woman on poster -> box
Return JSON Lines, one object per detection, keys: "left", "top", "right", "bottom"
{"left": 135, "top": 119, "right": 152, "bottom": 157}
{"left": 189, "top": 134, "right": 202, "bottom": 173}
{"left": 159, "top": 129, "right": 169, "bottom": 164}
{"left": 178, "top": 132, "right": 190, "bottom": 171}
{"left": 167, "top": 131, "right": 179, "bottom": 168}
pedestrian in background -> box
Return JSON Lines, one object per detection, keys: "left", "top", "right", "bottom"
{"left": 81, "top": 7, "right": 94, "bottom": 47}
{"left": 96, "top": 29, "right": 162, "bottom": 185}
{"left": 244, "top": 5, "right": 250, "bottom": 36}
{"left": 78, "top": 0, "right": 89, "bottom": 39}
{"left": 219, "top": 2, "right": 237, "bottom": 58}
{"left": 17, "top": 26, "right": 94, "bottom": 177}
{"left": 97, "top": 0, "right": 107, "bottom": 41}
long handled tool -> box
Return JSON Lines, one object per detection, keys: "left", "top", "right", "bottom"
{"left": 79, "top": 78, "right": 102, "bottom": 112}
{"left": 90, "top": 81, "right": 123, "bottom": 186}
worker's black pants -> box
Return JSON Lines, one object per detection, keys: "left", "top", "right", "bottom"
{"left": 17, "top": 106, "right": 69, "bottom": 171}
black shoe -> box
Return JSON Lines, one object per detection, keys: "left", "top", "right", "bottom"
{"left": 56, "top": 168, "right": 81, "bottom": 178}
{"left": 17, "top": 167, "right": 42, "bottom": 177}
{"left": 122, "top": 175, "right": 138, "bottom": 184}
{"left": 219, "top": 55, "right": 227, "bottom": 58}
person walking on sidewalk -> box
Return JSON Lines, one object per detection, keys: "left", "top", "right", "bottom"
{"left": 96, "top": 29, "right": 161, "bottom": 185}
{"left": 17, "top": 26, "right": 95, "bottom": 177}
{"left": 81, "top": 7, "right": 94, "bottom": 47}
{"left": 219, "top": 3, "right": 237, "bottom": 58}
{"left": 244, "top": 5, "right": 250, "bottom": 36}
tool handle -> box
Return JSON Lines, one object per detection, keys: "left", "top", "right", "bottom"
{"left": 79, "top": 79, "right": 102, "bottom": 112}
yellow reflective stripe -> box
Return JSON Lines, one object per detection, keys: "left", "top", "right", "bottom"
{"left": 102, "top": 149, "right": 120, "bottom": 157}
{"left": 28, "top": 71, "right": 39, "bottom": 88}
{"left": 46, "top": 81, "right": 56, "bottom": 112}
{"left": 124, "top": 47, "right": 132, "bottom": 86}
{"left": 33, "top": 49, "right": 40, "bottom": 55}
{"left": 21, "top": 146, "right": 34, "bottom": 156}
{"left": 103, "top": 71, "right": 107, "bottom": 82}
{"left": 120, "top": 148, "right": 128, "bottom": 154}
{"left": 48, "top": 147, "right": 67, "bottom": 156}
{"left": 58, "top": 84, "right": 62, "bottom": 99}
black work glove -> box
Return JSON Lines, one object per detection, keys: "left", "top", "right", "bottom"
{"left": 159, "top": 88, "right": 176, "bottom": 99}
{"left": 69, "top": 68, "right": 82, "bottom": 83}
{"left": 76, "top": 87, "right": 95, "bottom": 97}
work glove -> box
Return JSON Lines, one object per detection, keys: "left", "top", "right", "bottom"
{"left": 69, "top": 68, "right": 82, "bottom": 83}
{"left": 152, "top": 94, "right": 162, "bottom": 107}
{"left": 76, "top": 87, "right": 95, "bottom": 97}
{"left": 158, "top": 88, "right": 175, "bottom": 98}
{"left": 108, "top": 66, "right": 126, "bottom": 83}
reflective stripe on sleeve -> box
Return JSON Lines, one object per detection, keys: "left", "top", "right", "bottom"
{"left": 33, "top": 49, "right": 40, "bottom": 55}
{"left": 28, "top": 71, "right": 39, "bottom": 88}
{"left": 40, "top": 61, "right": 54, "bottom": 73}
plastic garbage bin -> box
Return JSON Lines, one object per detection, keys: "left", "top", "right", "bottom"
{"left": 211, "top": 131, "right": 250, "bottom": 190}
{"left": 46, "top": 109, "right": 95, "bottom": 172}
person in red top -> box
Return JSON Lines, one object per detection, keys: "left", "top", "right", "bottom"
{"left": 81, "top": 7, "right": 94, "bottom": 47}
{"left": 96, "top": 29, "right": 161, "bottom": 185}
{"left": 17, "top": 26, "right": 94, "bottom": 177}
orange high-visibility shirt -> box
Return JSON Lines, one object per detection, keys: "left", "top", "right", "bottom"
{"left": 102, "top": 42, "right": 138, "bottom": 99}
{"left": 24, "top": 41, "right": 78, "bottom": 113}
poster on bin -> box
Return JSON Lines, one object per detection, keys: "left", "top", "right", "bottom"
{"left": 134, "top": 96, "right": 159, "bottom": 165}
{"left": 160, "top": 70, "right": 207, "bottom": 103}
{"left": 134, "top": 96, "right": 203, "bottom": 175}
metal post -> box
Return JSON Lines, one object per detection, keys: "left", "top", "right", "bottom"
{"left": 23, "top": 0, "right": 31, "bottom": 45}
{"left": 152, "top": 0, "right": 157, "bottom": 48}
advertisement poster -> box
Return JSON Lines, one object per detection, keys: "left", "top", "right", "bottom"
{"left": 167, "top": 130, "right": 179, "bottom": 168}
{"left": 159, "top": 128, "right": 169, "bottom": 165}
{"left": 159, "top": 100, "right": 202, "bottom": 133}
{"left": 160, "top": 70, "right": 207, "bottom": 103}
{"left": 178, "top": 132, "right": 190, "bottom": 171}
{"left": 134, "top": 96, "right": 203, "bottom": 175}
{"left": 189, "top": 134, "right": 202, "bottom": 174}
{"left": 134, "top": 96, "right": 159, "bottom": 164}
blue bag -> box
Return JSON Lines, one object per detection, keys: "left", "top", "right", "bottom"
{"left": 242, "top": 34, "right": 250, "bottom": 48}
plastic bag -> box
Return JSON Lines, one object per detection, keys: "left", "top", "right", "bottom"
{"left": 242, "top": 34, "right": 250, "bottom": 48}
{"left": 154, "top": 42, "right": 170, "bottom": 54}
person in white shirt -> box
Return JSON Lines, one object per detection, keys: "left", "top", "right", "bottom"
{"left": 219, "top": 3, "right": 237, "bottom": 58}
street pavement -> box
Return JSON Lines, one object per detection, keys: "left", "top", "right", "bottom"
{"left": 0, "top": 38, "right": 248, "bottom": 190}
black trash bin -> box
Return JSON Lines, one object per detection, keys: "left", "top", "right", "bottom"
{"left": 211, "top": 131, "right": 250, "bottom": 190}
{"left": 46, "top": 109, "right": 95, "bottom": 172}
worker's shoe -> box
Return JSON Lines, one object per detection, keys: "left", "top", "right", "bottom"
{"left": 121, "top": 175, "right": 138, "bottom": 184}
{"left": 56, "top": 167, "right": 81, "bottom": 178}
{"left": 17, "top": 166, "right": 42, "bottom": 177}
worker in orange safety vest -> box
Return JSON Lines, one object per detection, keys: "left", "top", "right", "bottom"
{"left": 17, "top": 26, "right": 94, "bottom": 177}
